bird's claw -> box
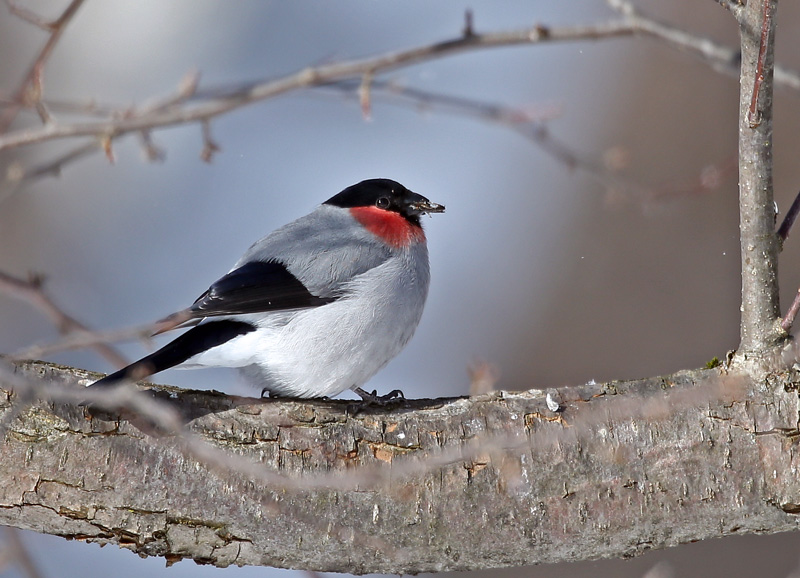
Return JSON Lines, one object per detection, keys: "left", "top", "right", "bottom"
{"left": 353, "top": 387, "right": 405, "bottom": 405}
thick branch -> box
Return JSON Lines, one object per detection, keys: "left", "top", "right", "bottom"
{"left": 2, "top": 360, "right": 800, "bottom": 573}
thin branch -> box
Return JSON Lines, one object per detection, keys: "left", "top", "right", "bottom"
{"left": 0, "top": 0, "right": 87, "bottom": 132}
{"left": 0, "top": 19, "right": 636, "bottom": 151}
{"left": 747, "top": 0, "right": 775, "bottom": 127}
{"left": 0, "top": 270, "right": 128, "bottom": 368}
{"left": 3, "top": 80, "right": 736, "bottom": 205}
{"left": 200, "top": 120, "right": 219, "bottom": 163}
{"left": 2, "top": 140, "right": 100, "bottom": 199}
{"left": 777, "top": 190, "right": 800, "bottom": 246}
{"left": 137, "top": 130, "right": 166, "bottom": 163}
{"left": 462, "top": 9, "right": 475, "bottom": 38}
{"left": 8, "top": 322, "right": 158, "bottom": 362}
{"left": 736, "top": 0, "right": 783, "bottom": 352}
{"left": 324, "top": 79, "right": 733, "bottom": 204}
{"left": 8, "top": 3, "right": 800, "bottom": 155}
{"left": 358, "top": 72, "right": 373, "bottom": 120}
{"left": 781, "top": 289, "right": 800, "bottom": 332}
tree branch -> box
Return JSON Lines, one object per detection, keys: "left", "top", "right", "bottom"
{"left": 2, "top": 4, "right": 799, "bottom": 202}
{"left": 0, "top": 270, "right": 128, "bottom": 367}
{"left": 3, "top": 5, "right": 799, "bottom": 157}
{"left": 0, "top": 0, "right": 86, "bottom": 132}
{"left": 2, "top": 359, "right": 800, "bottom": 573}
{"left": 0, "top": 19, "right": 636, "bottom": 152}
{"left": 736, "top": 0, "right": 783, "bottom": 353}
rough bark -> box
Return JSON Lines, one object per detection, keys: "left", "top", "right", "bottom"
{"left": 2, "top": 358, "right": 800, "bottom": 574}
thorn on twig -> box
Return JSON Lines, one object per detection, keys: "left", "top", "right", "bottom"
{"left": 178, "top": 69, "right": 201, "bottom": 100}
{"left": 359, "top": 72, "right": 373, "bottom": 121}
{"left": 462, "top": 9, "right": 474, "bottom": 38}
{"left": 533, "top": 24, "right": 550, "bottom": 40}
{"left": 200, "top": 120, "right": 219, "bottom": 163}
{"left": 139, "top": 130, "right": 166, "bottom": 163}
{"left": 100, "top": 135, "right": 115, "bottom": 164}
{"left": 747, "top": 0, "right": 773, "bottom": 128}
{"left": 22, "top": 65, "right": 44, "bottom": 107}
{"left": 777, "top": 190, "right": 800, "bottom": 248}
{"left": 34, "top": 100, "right": 52, "bottom": 125}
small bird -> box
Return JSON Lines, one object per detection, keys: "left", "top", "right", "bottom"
{"left": 88, "top": 178, "right": 444, "bottom": 401}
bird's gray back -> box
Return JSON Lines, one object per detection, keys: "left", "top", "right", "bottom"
{"left": 236, "top": 205, "right": 393, "bottom": 298}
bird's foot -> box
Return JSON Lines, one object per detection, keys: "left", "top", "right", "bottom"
{"left": 353, "top": 387, "right": 405, "bottom": 405}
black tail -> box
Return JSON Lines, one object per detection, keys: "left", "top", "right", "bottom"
{"left": 88, "top": 320, "right": 257, "bottom": 389}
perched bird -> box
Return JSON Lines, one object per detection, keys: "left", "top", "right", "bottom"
{"left": 88, "top": 178, "right": 444, "bottom": 401}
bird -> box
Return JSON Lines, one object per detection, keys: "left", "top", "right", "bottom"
{"left": 87, "top": 178, "right": 444, "bottom": 402}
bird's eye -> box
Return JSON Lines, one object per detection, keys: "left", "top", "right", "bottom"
{"left": 376, "top": 197, "right": 391, "bottom": 209}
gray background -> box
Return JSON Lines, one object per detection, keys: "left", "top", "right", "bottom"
{"left": 2, "top": 1, "right": 800, "bottom": 577}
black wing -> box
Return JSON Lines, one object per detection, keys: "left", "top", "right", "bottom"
{"left": 191, "top": 260, "right": 336, "bottom": 317}
{"left": 89, "top": 320, "right": 257, "bottom": 389}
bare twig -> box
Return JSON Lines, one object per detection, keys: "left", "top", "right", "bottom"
{"left": 3, "top": 79, "right": 736, "bottom": 205}
{"left": 608, "top": 0, "right": 738, "bottom": 77}
{"left": 0, "top": 19, "right": 637, "bottom": 151}
{"left": 138, "top": 130, "right": 166, "bottom": 162}
{"left": 777, "top": 190, "right": 800, "bottom": 246}
{"left": 0, "top": 0, "right": 86, "bottom": 132}
{"left": 0, "top": 270, "right": 129, "bottom": 367}
{"left": 358, "top": 72, "right": 373, "bottom": 120}
{"left": 136, "top": 69, "right": 201, "bottom": 116}
{"left": 100, "top": 134, "right": 114, "bottom": 163}
{"left": 747, "top": 0, "right": 774, "bottom": 127}
{"left": 735, "top": 0, "right": 783, "bottom": 352}
{"left": 341, "top": 80, "right": 735, "bottom": 203}
{"left": 8, "top": 2, "right": 800, "bottom": 156}
{"left": 781, "top": 289, "right": 800, "bottom": 332}
{"left": 200, "top": 120, "right": 219, "bottom": 163}
{"left": 0, "top": 2, "right": 798, "bottom": 199}
{"left": 8, "top": 321, "right": 160, "bottom": 362}
{"left": 2, "top": 140, "right": 99, "bottom": 192}
{"left": 462, "top": 9, "right": 475, "bottom": 38}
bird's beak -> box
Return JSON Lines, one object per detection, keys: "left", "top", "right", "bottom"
{"left": 406, "top": 194, "right": 445, "bottom": 215}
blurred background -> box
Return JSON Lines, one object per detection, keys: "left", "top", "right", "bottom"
{"left": 2, "top": 1, "right": 800, "bottom": 577}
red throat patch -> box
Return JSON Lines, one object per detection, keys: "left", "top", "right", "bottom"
{"left": 349, "top": 206, "right": 425, "bottom": 248}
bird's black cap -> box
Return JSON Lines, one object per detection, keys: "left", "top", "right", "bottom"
{"left": 324, "top": 179, "right": 444, "bottom": 226}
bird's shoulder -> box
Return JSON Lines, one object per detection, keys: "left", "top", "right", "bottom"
{"left": 236, "top": 205, "right": 395, "bottom": 296}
